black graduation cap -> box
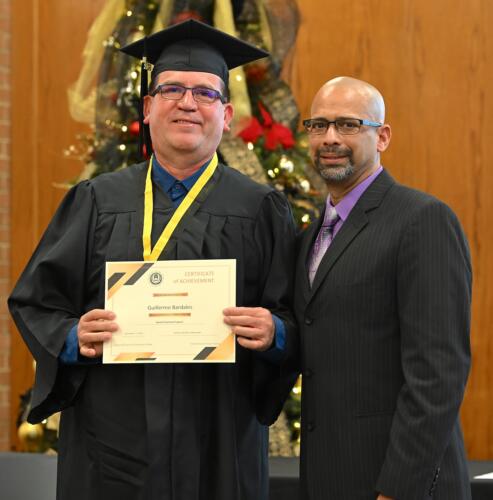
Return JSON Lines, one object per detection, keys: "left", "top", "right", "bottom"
{"left": 120, "top": 19, "right": 269, "bottom": 157}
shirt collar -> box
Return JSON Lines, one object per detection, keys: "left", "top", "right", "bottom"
{"left": 152, "top": 155, "right": 212, "bottom": 194}
{"left": 328, "top": 166, "right": 383, "bottom": 221}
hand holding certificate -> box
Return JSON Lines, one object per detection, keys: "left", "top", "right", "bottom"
{"left": 103, "top": 259, "right": 236, "bottom": 363}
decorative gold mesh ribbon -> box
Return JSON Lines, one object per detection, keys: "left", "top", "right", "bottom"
{"left": 67, "top": 0, "right": 126, "bottom": 123}
{"left": 68, "top": 0, "right": 175, "bottom": 124}
{"left": 255, "top": 0, "right": 273, "bottom": 52}
{"left": 213, "top": 0, "right": 253, "bottom": 123}
{"left": 151, "top": 0, "right": 174, "bottom": 32}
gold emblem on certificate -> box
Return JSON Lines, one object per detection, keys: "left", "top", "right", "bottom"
{"left": 103, "top": 259, "right": 236, "bottom": 364}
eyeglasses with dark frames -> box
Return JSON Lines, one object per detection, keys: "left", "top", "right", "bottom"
{"left": 302, "top": 117, "right": 382, "bottom": 135}
{"left": 150, "top": 84, "right": 226, "bottom": 104}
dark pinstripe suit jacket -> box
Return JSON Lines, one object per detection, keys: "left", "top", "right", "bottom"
{"left": 294, "top": 170, "right": 472, "bottom": 500}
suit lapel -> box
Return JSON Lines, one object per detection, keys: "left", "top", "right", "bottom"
{"left": 309, "top": 206, "right": 368, "bottom": 297}
{"left": 306, "top": 169, "right": 396, "bottom": 300}
{"left": 297, "top": 218, "right": 322, "bottom": 304}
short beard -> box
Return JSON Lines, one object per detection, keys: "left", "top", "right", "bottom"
{"left": 314, "top": 147, "right": 354, "bottom": 183}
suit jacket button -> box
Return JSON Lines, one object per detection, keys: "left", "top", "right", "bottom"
{"left": 307, "top": 422, "right": 315, "bottom": 431}
{"left": 304, "top": 369, "right": 312, "bottom": 378}
{"left": 304, "top": 317, "right": 313, "bottom": 325}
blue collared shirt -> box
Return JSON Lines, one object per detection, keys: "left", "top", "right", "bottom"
{"left": 152, "top": 155, "right": 210, "bottom": 206}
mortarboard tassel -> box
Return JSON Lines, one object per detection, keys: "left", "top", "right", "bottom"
{"left": 138, "top": 57, "right": 149, "bottom": 159}
{"left": 138, "top": 37, "right": 153, "bottom": 159}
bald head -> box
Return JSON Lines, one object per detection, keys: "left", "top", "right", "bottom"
{"left": 312, "top": 77, "right": 386, "bottom": 123}
{"left": 306, "top": 76, "right": 391, "bottom": 199}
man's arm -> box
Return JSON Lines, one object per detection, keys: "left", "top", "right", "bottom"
{"left": 235, "top": 190, "right": 299, "bottom": 425}
{"left": 376, "top": 199, "right": 472, "bottom": 500}
{"left": 8, "top": 182, "right": 98, "bottom": 421}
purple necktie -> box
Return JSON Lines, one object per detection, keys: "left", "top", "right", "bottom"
{"left": 308, "top": 206, "right": 340, "bottom": 285}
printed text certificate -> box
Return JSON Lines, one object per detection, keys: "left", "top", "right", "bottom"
{"left": 103, "top": 259, "right": 236, "bottom": 363}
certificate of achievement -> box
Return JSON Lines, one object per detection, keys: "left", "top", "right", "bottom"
{"left": 103, "top": 259, "right": 236, "bottom": 364}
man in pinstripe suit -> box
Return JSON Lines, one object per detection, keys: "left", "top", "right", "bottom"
{"left": 295, "top": 77, "right": 472, "bottom": 499}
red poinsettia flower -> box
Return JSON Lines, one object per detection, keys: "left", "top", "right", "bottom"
{"left": 237, "top": 117, "right": 264, "bottom": 143}
{"left": 238, "top": 102, "right": 295, "bottom": 151}
{"left": 265, "top": 122, "right": 296, "bottom": 150}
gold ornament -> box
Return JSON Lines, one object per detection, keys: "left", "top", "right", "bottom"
{"left": 18, "top": 422, "right": 44, "bottom": 452}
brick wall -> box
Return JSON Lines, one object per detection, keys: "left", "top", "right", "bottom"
{"left": 0, "top": 0, "right": 11, "bottom": 451}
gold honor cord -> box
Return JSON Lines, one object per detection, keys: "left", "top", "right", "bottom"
{"left": 142, "top": 153, "right": 219, "bottom": 261}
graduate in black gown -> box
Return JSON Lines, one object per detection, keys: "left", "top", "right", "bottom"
{"left": 9, "top": 20, "right": 298, "bottom": 500}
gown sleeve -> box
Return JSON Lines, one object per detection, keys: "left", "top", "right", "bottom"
{"left": 251, "top": 190, "right": 299, "bottom": 425}
{"left": 8, "top": 181, "right": 98, "bottom": 422}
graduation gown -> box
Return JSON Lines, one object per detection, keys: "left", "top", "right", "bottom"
{"left": 9, "top": 162, "right": 298, "bottom": 500}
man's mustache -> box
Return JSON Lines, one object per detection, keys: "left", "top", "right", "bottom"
{"left": 316, "top": 146, "right": 352, "bottom": 157}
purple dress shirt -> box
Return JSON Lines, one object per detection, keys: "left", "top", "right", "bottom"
{"left": 308, "top": 166, "right": 384, "bottom": 284}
